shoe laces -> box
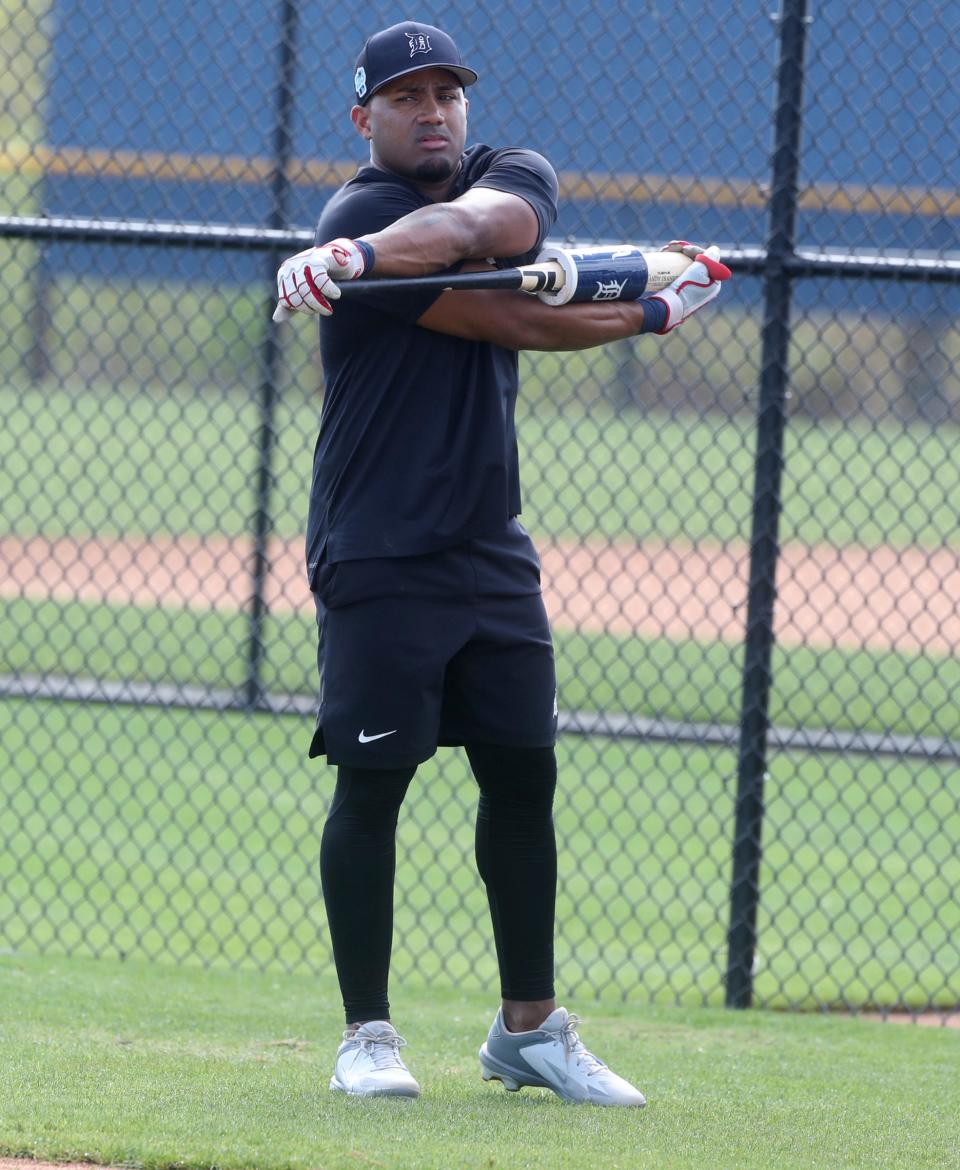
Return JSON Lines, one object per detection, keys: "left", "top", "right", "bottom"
{"left": 345, "top": 1027, "right": 409, "bottom": 1070}
{"left": 555, "top": 1014, "right": 608, "bottom": 1077}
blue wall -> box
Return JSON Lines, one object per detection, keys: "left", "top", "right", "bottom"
{"left": 42, "top": 1, "right": 958, "bottom": 271}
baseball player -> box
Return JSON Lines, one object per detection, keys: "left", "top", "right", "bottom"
{"left": 275, "top": 20, "right": 729, "bottom": 1105}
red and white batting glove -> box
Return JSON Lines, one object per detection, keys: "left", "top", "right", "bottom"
{"left": 647, "top": 245, "right": 732, "bottom": 333}
{"left": 273, "top": 238, "right": 370, "bottom": 321}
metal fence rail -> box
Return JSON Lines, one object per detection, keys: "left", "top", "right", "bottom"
{"left": 1, "top": 0, "right": 958, "bottom": 1015}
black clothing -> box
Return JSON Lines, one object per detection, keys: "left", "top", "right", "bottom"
{"left": 306, "top": 145, "right": 559, "bottom": 576}
{"left": 309, "top": 142, "right": 562, "bottom": 1021}
{"left": 321, "top": 747, "right": 557, "bottom": 1024}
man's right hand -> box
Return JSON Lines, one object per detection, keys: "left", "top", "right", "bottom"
{"left": 274, "top": 238, "right": 369, "bottom": 320}
{"left": 647, "top": 245, "right": 731, "bottom": 333}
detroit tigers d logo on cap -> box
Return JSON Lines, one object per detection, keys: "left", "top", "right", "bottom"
{"left": 406, "top": 32, "right": 432, "bottom": 56}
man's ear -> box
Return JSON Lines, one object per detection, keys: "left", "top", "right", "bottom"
{"left": 351, "top": 105, "right": 372, "bottom": 141}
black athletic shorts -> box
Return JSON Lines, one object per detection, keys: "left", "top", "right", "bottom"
{"left": 308, "top": 532, "right": 557, "bottom": 768}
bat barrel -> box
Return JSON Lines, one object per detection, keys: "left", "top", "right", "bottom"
{"left": 536, "top": 245, "right": 653, "bottom": 305}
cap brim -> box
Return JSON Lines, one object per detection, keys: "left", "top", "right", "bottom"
{"left": 361, "top": 63, "right": 478, "bottom": 103}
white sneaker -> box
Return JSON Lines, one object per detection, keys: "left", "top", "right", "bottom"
{"left": 330, "top": 1020, "right": 421, "bottom": 1098}
{"left": 479, "top": 1006, "right": 646, "bottom": 1107}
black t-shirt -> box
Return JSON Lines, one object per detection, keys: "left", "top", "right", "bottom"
{"left": 304, "top": 144, "right": 559, "bottom": 583}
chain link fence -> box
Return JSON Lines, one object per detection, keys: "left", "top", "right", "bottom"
{"left": 1, "top": 0, "right": 958, "bottom": 1016}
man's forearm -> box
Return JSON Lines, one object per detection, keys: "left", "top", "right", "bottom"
{"left": 416, "top": 249, "right": 728, "bottom": 344}
{"left": 359, "top": 203, "right": 477, "bottom": 274}
{"left": 418, "top": 289, "right": 653, "bottom": 350}
{"left": 517, "top": 298, "right": 652, "bottom": 351}
{"left": 359, "top": 189, "right": 540, "bottom": 275}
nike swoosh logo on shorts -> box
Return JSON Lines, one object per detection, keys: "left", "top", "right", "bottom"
{"left": 358, "top": 729, "right": 398, "bottom": 743}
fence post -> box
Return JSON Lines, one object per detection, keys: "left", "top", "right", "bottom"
{"left": 724, "top": 0, "right": 809, "bottom": 1008}
{"left": 244, "top": 0, "right": 299, "bottom": 710}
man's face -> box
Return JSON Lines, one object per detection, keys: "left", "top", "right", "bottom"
{"left": 352, "top": 68, "right": 469, "bottom": 188}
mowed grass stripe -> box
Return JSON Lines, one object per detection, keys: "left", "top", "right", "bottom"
{"left": 3, "top": 592, "right": 960, "bottom": 741}
{"left": 2, "top": 377, "right": 959, "bottom": 548}
{"left": 2, "top": 698, "right": 957, "bottom": 1010}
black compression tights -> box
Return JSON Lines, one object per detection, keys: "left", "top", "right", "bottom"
{"left": 319, "top": 744, "right": 558, "bottom": 1024}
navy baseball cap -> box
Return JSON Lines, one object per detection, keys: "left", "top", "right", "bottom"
{"left": 353, "top": 22, "right": 479, "bottom": 106}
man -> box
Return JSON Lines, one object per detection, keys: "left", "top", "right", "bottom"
{"left": 275, "top": 20, "right": 729, "bottom": 1106}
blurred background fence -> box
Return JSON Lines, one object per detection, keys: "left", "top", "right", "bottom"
{"left": 1, "top": 0, "right": 959, "bottom": 1015}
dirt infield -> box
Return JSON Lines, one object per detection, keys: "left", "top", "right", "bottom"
{"left": 3, "top": 531, "right": 960, "bottom": 656}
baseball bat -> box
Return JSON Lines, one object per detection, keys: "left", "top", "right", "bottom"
{"left": 272, "top": 245, "right": 693, "bottom": 321}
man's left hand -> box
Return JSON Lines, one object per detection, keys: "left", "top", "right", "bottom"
{"left": 274, "top": 238, "right": 369, "bottom": 319}
{"left": 647, "top": 245, "right": 731, "bottom": 333}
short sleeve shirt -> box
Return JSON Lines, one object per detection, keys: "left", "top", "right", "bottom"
{"left": 305, "top": 145, "right": 559, "bottom": 582}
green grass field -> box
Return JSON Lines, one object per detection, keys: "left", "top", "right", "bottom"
{"left": 2, "top": 696, "right": 958, "bottom": 1011}
{"left": 2, "top": 379, "right": 959, "bottom": 549}
{"left": 4, "top": 588, "right": 960, "bottom": 745}
{"left": 1, "top": 953, "right": 958, "bottom": 1170}
{"left": 3, "top": 371, "right": 959, "bottom": 1014}
{"left": 3, "top": 324, "right": 959, "bottom": 1023}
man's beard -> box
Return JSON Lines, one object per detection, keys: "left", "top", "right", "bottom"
{"left": 411, "top": 156, "right": 457, "bottom": 183}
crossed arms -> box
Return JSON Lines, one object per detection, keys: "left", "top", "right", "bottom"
{"left": 275, "top": 186, "right": 726, "bottom": 350}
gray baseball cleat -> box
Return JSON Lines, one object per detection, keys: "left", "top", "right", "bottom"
{"left": 479, "top": 1006, "right": 646, "bottom": 1106}
{"left": 330, "top": 1020, "right": 421, "bottom": 1098}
